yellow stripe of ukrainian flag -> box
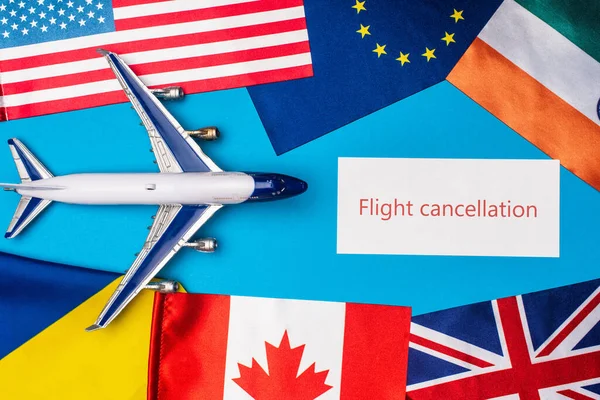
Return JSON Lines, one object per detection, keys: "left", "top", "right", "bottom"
{"left": 0, "top": 277, "right": 182, "bottom": 400}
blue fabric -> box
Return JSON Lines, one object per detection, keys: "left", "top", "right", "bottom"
{"left": 521, "top": 279, "right": 599, "bottom": 351}
{"left": 248, "top": 0, "right": 503, "bottom": 154}
{"left": 0, "top": 0, "right": 115, "bottom": 49}
{"left": 0, "top": 252, "right": 118, "bottom": 359}
{"left": 406, "top": 347, "right": 469, "bottom": 386}
{"left": 574, "top": 319, "right": 600, "bottom": 350}
{"left": 412, "top": 300, "right": 503, "bottom": 356}
{"left": 584, "top": 383, "right": 600, "bottom": 395}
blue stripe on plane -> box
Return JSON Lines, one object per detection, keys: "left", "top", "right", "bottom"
{"left": 97, "top": 205, "right": 209, "bottom": 327}
{"left": 8, "top": 139, "right": 44, "bottom": 181}
{"left": 107, "top": 53, "right": 211, "bottom": 173}
{"left": 5, "top": 197, "right": 43, "bottom": 238}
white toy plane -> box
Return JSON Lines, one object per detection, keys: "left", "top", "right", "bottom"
{"left": 1, "top": 49, "right": 307, "bottom": 331}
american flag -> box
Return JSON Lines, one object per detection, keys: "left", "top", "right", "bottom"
{"left": 0, "top": 0, "right": 312, "bottom": 121}
{"left": 406, "top": 279, "right": 600, "bottom": 400}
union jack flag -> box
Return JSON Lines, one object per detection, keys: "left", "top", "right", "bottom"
{"left": 0, "top": 0, "right": 312, "bottom": 121}
{"left": 406, "top": 279, "right": 600, "bottom": 400}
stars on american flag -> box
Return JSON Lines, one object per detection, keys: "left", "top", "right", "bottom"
{"left": 0, "top": 0, "right": 108, "bottom": 40}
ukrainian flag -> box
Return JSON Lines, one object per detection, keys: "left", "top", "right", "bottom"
{"left": 0, "top": 252, "right": 157, "bottom": 399}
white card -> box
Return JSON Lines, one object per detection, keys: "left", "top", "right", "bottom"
{"left": 337, "top": 158, "right": 560, "bottom": 257}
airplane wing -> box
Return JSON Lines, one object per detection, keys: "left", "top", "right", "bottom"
{"left": 97, "top": 49, "right": 221, "bottom": 173}
{"left": 86, "top": 204, "right": 222, "bottom": 331}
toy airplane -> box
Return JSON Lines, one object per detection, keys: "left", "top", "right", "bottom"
{"left": 1, "top": 49, "right": 307, "bottom": 331}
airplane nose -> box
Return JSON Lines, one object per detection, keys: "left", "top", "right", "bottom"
{"left": 285, "top": 177, "right": 308, "bottom": 197}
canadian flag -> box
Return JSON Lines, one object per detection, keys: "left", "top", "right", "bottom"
{"left": 147, "top": 293, "right": 411, "bottom": 400}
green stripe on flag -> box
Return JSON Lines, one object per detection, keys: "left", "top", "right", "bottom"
{"left": 516, "top": 0, "right": 600, "bottom": 63}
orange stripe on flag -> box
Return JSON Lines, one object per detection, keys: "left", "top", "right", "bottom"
{"left": 147, "top": 293, "right": 231, "bottom": 400}
{"left": 448, "top": 38, "right": 600, "bottom": 191}
{"left": 340, "top": 303, "right": 412, "bottom": 399}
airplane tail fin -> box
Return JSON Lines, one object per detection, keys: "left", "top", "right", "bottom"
{"left": 4, "top": 139, "right": 54, "bottom": 239}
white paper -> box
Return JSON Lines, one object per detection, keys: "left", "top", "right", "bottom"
{"left": 337, "top": 158, "right": 560, "bottom": 257}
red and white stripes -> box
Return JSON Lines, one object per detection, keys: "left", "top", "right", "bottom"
{"left": 0, "top": 0, "right": 313, "bottom": 120}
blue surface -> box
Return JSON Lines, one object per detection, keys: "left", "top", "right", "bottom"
{"left": 0, "top": 81, "right": 598, "bottom": 316}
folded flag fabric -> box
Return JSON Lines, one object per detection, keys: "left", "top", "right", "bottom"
{"left": 447, "top": 0, "right": 600, "bottom": 192}
{"left": 247, "top": 0, "right": 503, "bottom": 154}
{"left": 0, "top": 251, "right": 157, "bottom": 400}
{"left": 406, "top": 278, "right": 600, "bottom": 399}
{"left": 0, "top": 0, "right": 312, "bottom": 121}
{"left": 147, "top": 292, "right": 412, "bottom": 400}
{"left": 0, "top": 250, "right": 117, "bottom": 358}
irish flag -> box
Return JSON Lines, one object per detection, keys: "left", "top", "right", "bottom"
{"left": 448, "top": 0, "right": 600, "bottom": 192}
{"left": 147, "top": 293, "right": 411, "bottom": 400}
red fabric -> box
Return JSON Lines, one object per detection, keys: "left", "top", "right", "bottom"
{"left": 341, "top": 303, "right": 411, "bottom": 399}
{"left": 147, "top": 293, "right": 412, "bottom": 399}
{"left": 147, "top": 293, "right": 231, "bottom": 400}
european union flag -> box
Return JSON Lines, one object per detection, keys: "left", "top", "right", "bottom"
{"left": 248, "top": 0, "right": 503, "bottom": 154}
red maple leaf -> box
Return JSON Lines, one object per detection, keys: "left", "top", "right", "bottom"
{"left": 233, "top": 330, "right": 333, "bottom": 400}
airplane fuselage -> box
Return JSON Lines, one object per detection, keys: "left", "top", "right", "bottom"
{"left": 16, "top": 172, "right": 307, "bottom": 205}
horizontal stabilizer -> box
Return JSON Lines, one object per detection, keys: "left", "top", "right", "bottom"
{"left": 4, "top": 139, "right": 55, "bottom": 239}
{"left": 5, "top": 196, "right": 52, "bottom": 239}
{"left": 85, "top": 324, "right": 102, "bottom": 332}
{"left": 0, "top": 183, "right": 64, "bottom": 191}
{"left": 7, "top": 138, "right": 53, "bottom": 182}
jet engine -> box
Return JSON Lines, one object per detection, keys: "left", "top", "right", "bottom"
{"left": 183, "top": 238, "right": 218, "bottom": 253}
{"left": 145, "top": 280, "right": 179, "bottom": 293}
{"left": 185, "top": 127, "right": 220, "bottom": 141}
{"left": 149, "top": 86, "right": 184, "bottom": 100}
